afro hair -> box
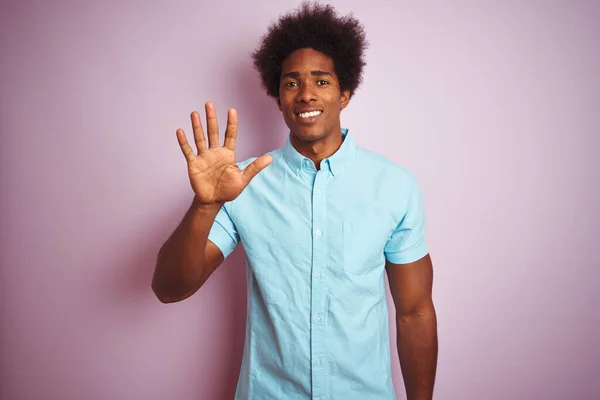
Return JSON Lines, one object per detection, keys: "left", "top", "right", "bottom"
{"left": 252, "top": 2, "right": 368, "bottom": 99}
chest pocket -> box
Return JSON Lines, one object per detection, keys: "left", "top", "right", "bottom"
{"left": 342, "top": 220, "right": 392, "bottom": 274}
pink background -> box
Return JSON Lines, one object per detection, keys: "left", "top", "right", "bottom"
{"left": 1, "top": 1, "right": 599, "bottom": 399}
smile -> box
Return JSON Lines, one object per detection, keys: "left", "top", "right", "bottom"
{"left": 296, "top": 110, "right": 322, "bottom": 119}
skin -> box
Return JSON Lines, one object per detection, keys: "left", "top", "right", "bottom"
{"left": 152, "top": 47, "right": 437, "bottom": 399}
{"left": 386, "top": 255, "right": 438, "bottom": 400}
{"left": 151, "top": 104, "right": 272, "bottom": 302}
{"left": 278, "top": 48, "right": 350, "bottom": 168}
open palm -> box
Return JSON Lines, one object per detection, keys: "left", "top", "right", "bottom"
{"left": 177, "top": 103, "right": 272, "bottom": 205}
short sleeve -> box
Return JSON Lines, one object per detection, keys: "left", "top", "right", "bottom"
{"left": 207, "top": 204, "right": 239, "bottom": 259}
{"left": 384, "top": 174, "right": 428, "bottom": 264}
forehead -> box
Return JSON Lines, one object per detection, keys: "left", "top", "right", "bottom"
{"left": 281, "top": 48, "right": 335, "bottom": 75}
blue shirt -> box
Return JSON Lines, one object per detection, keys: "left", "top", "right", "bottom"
{"left": 208, "top": 129, "right": 428, "bottom": 400}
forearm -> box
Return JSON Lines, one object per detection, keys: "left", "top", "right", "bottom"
{"left": 151, "top": 197, "right": 222, "bottom": 302}
{"left": 396, "top": 303, "right": 438, "bottom": 400}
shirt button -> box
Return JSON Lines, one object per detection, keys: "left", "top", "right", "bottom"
{"left": 314, "top": 272, "right": 322, "bottom": 279}
{"left": 315, "top": 229, "right": 322, "bottom": 236}
{"left": 315, "top": 359, "right": 321, "bottom": 366}
{"left": 314, "top": 316, "right": 321, "bottom": 322}
{"left": 315, "top": 189, "right": 322, "bottom": 196}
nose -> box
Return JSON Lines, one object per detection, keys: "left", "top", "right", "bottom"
{"left": 296, "top": 83, "right": 317, "bottom": 103}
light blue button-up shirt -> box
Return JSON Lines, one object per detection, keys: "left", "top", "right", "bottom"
{"left": 208, "top": 129, "right": 428, "bottom": 399}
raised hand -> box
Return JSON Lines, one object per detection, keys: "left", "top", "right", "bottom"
{"left": 176, "top": 102, "right": 273, "bottom": 205}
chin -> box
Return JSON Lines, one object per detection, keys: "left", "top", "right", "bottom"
{"left": 292, "top": 129, "right": 326, "bottom": 143}
{"left": 291, "top": 123, "right": 330, "bottom": 141}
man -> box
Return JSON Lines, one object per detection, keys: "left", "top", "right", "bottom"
{"left": 152, "top": 3, "right": 437, "bottom": 399}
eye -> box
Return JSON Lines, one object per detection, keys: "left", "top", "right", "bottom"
{"left": 285, "top": 81, "right": 298, "bottom": 87}
{"left": 317, "top": 80, "right": 329, "bottom": 86}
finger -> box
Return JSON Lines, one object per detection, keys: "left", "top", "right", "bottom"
{"left": 176, "top": 129, "right": 196, "bottom": 163}
{"left": 241, "top": 154, "right": 273, "bottom": 184}
{"left": 205, "top": 102, "right": 219, "bottom": 148}
{"left": 223, "top": 108, "right": 238, "bottom": 150}
{"left": 191, "top": 111, "right": 207, "bottom": 154}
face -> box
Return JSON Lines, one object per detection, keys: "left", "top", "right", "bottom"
{"left": 278, "top": 48, "right": 350, "bottom": 143}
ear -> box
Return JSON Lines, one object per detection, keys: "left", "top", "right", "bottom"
{"left": 340, "top": 89, "right": 351, "bottom": 110}
{"left": 277, "top": 97, "right": 282, "bottom": 111}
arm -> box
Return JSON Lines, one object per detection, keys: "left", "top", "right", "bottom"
{"left": 151, "top": 103, "right": 271, "bottom": 303}
{"left": 386, "top": 254, "right": 438, "bottom": 400}
{"left": 151, "top": 198, "right": 225, "bottom": 303}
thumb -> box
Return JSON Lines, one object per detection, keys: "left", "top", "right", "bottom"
{"left": 241, "top": 154, "right": 273, "bottom": 184}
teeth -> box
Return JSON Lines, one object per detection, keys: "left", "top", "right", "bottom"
{"left": 298, "top": 111, "right": 322, "bottom": 118}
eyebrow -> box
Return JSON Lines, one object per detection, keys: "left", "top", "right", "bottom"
{"left": 281, "top": 70, "right": 333, "bottom": 79}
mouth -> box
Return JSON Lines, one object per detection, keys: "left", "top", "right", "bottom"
{"left": 294, "top": 110, "right": 322, "bottom": 124}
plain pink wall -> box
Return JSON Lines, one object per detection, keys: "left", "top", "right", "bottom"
{"left": 1, "top": 1, "right": 599, "bottom": 399}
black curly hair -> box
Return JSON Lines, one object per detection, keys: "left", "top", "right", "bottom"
{"left": 252, "top": 2, "right": 368, "bottom": 99}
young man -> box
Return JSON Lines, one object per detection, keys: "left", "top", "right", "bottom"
{"left": 152, "top": 3, "right": 437, "bottom": 399}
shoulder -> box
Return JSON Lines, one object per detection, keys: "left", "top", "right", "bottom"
{"left": 354, "top": 145, "right": 418, "bottom": 186}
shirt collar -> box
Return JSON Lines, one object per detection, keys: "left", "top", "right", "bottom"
{"left": 283, "top": 128, "right": 356, "bottom": 176}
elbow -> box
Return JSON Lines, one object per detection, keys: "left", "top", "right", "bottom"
{"left": 151, "top": 280, "right": 174, "bottom": 304}
{"left": 152, "top": 285, "right": 186, "bottom": 304}
{"left": 154, "top": 292, "right": 175, "bottom": 304}
{"left": 397, "top": 302, "right": 436, "bottom": 323}
{"left": 151, "top": 253, "right": 182, "bottom": 304}
{"left": 152, "top": 250, "right": 204, "bottom": 304}
{"left": 151, "top": 271, "right": 182, "bottom": 304}
{"left": 151, "top": 271, "right": 199, "bottom": 304}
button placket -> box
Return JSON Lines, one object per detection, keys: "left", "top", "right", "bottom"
{"left": 310, "top": 169, "right": 329, "bottom": 398}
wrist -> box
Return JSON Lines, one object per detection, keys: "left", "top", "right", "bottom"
{"left": 191, "top": 195, "right": 223, "bottom": 213}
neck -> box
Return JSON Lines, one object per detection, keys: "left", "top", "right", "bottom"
{"left": 290, "top": 129, "right": 343, "bottom": 170}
